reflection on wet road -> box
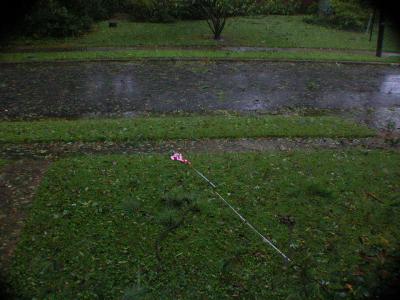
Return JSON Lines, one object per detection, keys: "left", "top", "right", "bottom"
{"left": 381, "top": 75, "right": 400, "bottom": 94}
{"left": 0, "top": 61, "right": 399, "bottom": 129}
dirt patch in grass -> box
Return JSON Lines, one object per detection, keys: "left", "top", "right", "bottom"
{"left": 0, "top": 137, "right": 398, "bottom": 159}
{"left": 0, "top": 160, "right": 50, "bottom": 271}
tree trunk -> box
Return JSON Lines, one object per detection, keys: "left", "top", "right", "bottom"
{"left": 376, "top": 11, "right": 385, "bottom": 57}
{"left": 200, "top": 0, "right": 228, "bottom": 41}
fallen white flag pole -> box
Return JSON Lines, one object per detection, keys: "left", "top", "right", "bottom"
{"left": 170, "top": 152, "right": 291, "bottom": 262}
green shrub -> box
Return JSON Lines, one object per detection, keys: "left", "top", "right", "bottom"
{"left": 60, "top": 0, "right": 127, "bottom": 20}
{"left": 23, "top": 0, "right": 130, "bottom": 37}
{"left": 245, "top": 0, "right": 315, "bottom": 16}
{"left": 331, "top": 0, "right": 371, "bottom": 30}
{"left": 125, "top": 0, "right": 178, "bottom": 22}
{"left": 25, "top": 0, "right": 92, "bottom": 37}
{"left": 302, "top": 0, "right": 319, "bottom": 14}
{"left": 303, "top": 0, "right": 371, "bottom": 31}
{"left": 125, "top": 0, "right": 315, "bottom": 23}
{"left": 261, "top": 0, "right": 302, "bottom": 15}
{"left": 178, "top": 1, "right": 206, "bottom": 20}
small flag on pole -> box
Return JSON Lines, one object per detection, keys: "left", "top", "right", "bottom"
{"left": 169, "top": 152, "right": 291, "bottom": 262}
{"left": 170, "top": 152, "right": 191, "bottom": 165}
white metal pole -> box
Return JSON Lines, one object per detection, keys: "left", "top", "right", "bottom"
{"left": 192, "top": 167, "right": 291, "bottom": 262}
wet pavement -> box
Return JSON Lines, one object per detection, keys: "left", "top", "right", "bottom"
{"left": 0, "top": 61, "right": 399, "bottom": 129}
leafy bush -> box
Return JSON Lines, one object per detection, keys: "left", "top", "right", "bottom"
{"left": 178, "top": 1, "right": 206, "bottom": 20}
{"left": 259, "top": 0, "right": 302, "bottom": 15}
{"left": 303, "top": 0, "right": 372, "bottom": 31}
{"left": 125, "top": 0, "right": 153, "bottom": 22}
{"left": 125, "top": 0, "right": 178, "bottom": 22}
{"left": 23, "top": 0, "right": 129, "bottom": 37}
{"left": 58, "top": 0, "right": 126, "bottom": 20}
{"left": 244, "top": 0, "right": 316, "bottom": 16}
{"left": 25, "top": 0, "right": 92, "bottom": 37}
{"left": 125, "top": 0, "right": 316, "bottom": 23}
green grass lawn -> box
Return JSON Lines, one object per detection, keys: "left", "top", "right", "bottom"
{"left": 9, "top": 151, "right": 400, "bottom": 299}
{"left": 0, "top": 116, "right": 375, "bottom": 143}
{"left": 9, "top": 16, "right": 400, "bottom": 52}
{"left": 2, "top": 49, "right": 399, "bottom": 63}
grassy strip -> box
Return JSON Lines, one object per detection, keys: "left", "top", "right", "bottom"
{"left": 0, "top": 116, "right": 375, "bottom": 143}
{"left": 9, "top": 151, "right": 400, "bottom": 298}
{"left": 8, "top": 16, "right": 400, "bottom": 51}
{"left": 1, "top": 49, "right": 399, "bottom": 63}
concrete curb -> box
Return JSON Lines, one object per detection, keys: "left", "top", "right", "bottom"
{"left": 1, "top": 57, "right": 399, "bottom": 66}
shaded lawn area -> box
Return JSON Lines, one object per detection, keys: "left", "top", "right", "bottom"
{"left": 2, "top": 49, "right": 400, "bottom": 63}
{"left": 0, "top": 159, "right": 7, "bottom": 170}
{"left": 9, "top": 151, "right": 400, "bottom": 299}
{"left": 9, "top": 16, "right": 400, "bottom": 52}
{"left": 0, "top": 116, "right": 375, "bottom": 144}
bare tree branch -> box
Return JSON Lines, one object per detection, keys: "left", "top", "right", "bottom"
{"left": 198, "top": 0, "right": 233, "bottom": 40}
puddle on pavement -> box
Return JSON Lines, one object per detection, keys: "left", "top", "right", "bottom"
{"left": 364, "top": 107, "right": 400, "bottom": 130}
{"left": 381, "top": 75, "right": 400, "bottom": 94}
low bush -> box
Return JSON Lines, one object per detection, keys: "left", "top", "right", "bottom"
{"left": 125, "top": 0, "right": 178, "bottom": 23}
{"left": 24, "top": 0, "right": 92, "bottom": 38}
{"left": 303, "top": 0, "right": 372, "bottom": 31}
{"left": 23, "top": 0, "right": 128, "bottom": 38}
{"left": 125, "top": 0, "right": 318, "bottom": 22}
{"left": 251, "top": 0, "right": 303, "bottom": 15}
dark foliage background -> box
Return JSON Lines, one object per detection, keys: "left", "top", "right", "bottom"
{"left": 1, "top": 0, "right": 318, "bottom": 39}
{"left": 0, "top": 0, "right": 38, "bottom": 41}
{"left": 303, "top": 0, "right": 371, "bottom": 31}
{"left": 0, "top": 1, "right": 399, "bottom": 43}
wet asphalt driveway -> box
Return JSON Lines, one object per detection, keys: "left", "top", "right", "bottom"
{"left": 0, "top": 61, "right": 399, "bottom": 128}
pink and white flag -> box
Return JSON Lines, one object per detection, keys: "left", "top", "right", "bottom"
{"left": 170, "top": 152, "right": 191, "bottom": 165}
{"left": 168, "top": 151, "right": 290, "bottom": 261}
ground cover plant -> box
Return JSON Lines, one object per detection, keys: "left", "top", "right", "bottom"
{"left": 0, "top": 115, "right": 375, "bottom": 143}
{"left": 8, "top": 16, "right": 400, "bottom": 52}
{"left": 9, "top": 151, "right": 400, "bottom": 298}
{"left": 2, "top": 49, "right": 400, "bottom": 63}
